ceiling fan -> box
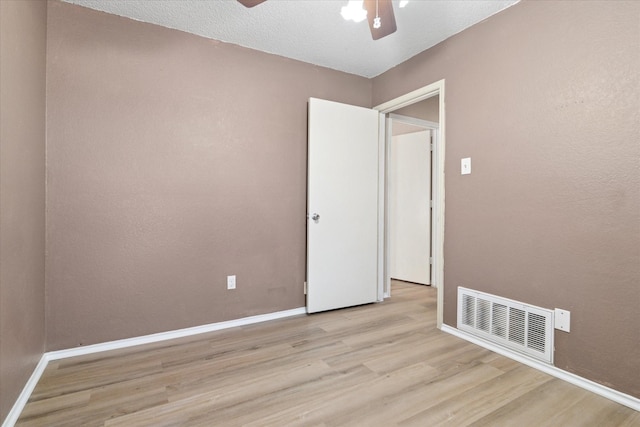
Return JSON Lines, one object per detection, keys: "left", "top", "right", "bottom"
{"left": 237, "top": 0, "right": 398, "bottom": 40}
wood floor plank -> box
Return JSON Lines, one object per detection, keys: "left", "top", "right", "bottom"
{"left": 18, "top": 390, "right": 91, "bottom": 421}
{"left": 16, "top": 282, "right": 639, "bottom": 426}
{"left": 398, "top": 365, "right": 552, "bottom": 426}
{"left": 241, "top": 361, "right": 441, "bottom": 427}
{"left": 468, "top": 379, "right": 595, "bottom": 426}
{"left": 104, "top": 359, "right": 338, "bottom": 426}
{"left": 539, "top": 390, "right": 639, "bottom": 427}
{"left": 326, "top": 363, "right": 506, "bottom": 427}
{"left": 28, "top": 357, "right": 163, "bottom": 402}
{"left": 618, "top": 410, "right": 640, "bottom": 426}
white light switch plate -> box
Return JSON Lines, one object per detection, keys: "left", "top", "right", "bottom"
{"left": 554, "top": 308, "right": 570, "bottom": 332}
{"left": 461, "top": 157, "right": 471, "bottom": 175}
{"left": 227, "top": 275, "right": 236, "bottom": 290}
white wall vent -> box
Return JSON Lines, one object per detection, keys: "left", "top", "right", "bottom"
{"left": 457, "top": 287, "right": 554, "bottom": 364}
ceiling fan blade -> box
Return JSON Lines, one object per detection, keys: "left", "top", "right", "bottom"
{"left": 237, "top": 0, "right": 267, "bottom": 8}
{"left": 364, "top": 0, "right": 397, "bottom": 40}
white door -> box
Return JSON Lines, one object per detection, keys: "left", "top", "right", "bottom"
{"left": 306, "top": 98, "right": 380, "bottom": 313}
{"left": 389, "top": 130, "right": 431, "bottom": 284}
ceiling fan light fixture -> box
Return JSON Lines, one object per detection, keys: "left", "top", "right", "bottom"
{"left": 341, "top": 0, "right": 368, "bottom": 23}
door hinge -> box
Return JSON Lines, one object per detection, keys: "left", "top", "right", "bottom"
{"left": 430, "top": 142, "right": 434, "bottom": 152}
{"left": 429, "top": 257, "right": 433, "bottom": 265}
{"left": 430, "top": 200, "right": 433, "bottom": 208}
{"left": 304, "top": 281, "right": 307, "bottom": 295}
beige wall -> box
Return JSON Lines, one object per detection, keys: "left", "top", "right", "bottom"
{"left": 393, "top": 95, "right": 439, "bottom": 123}
{"left": 45, "top": 1, "right": 371, "bottom": 350}
{"left": 0, "top": 0, "right": 47, "bottom": 421}
{"left": 373, "top": 0, "right": 640, "bottom": 398}
{"left": 391, "top": 96, "right": 439, "bottom": 136}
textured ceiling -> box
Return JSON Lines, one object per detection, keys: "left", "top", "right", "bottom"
{"left": 62, "top": 0, "right": 519, "bottom": 78}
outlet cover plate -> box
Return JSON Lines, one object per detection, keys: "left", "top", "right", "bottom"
{"left": 554, "top": 308, "right": 570, "bottom": 332}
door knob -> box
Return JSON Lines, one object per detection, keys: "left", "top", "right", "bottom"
{"left": 311, "top": 213, "right": 320, "bottom": 222}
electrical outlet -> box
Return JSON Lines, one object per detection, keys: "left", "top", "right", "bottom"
{"left": 227, "top": 275, "right": 236, "bottom": 290}
{"left": 554, "top": 308, "right": 570, "bottom": 332}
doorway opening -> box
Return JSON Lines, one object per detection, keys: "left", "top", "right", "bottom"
{"left": 374, "top": 80, "right": 445, "bottom": 328}
{"left": 388, "top": 113, "right": 438, "bottom": 288}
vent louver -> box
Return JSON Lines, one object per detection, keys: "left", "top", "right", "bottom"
{"left": 458, "top": 287, "right": 554, "bottom": 364}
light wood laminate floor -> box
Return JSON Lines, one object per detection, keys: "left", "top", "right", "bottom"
{"left": 17, "top": 282, "right": 639, "bottom": 426}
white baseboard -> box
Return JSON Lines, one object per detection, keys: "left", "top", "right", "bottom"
{"left": 47, "top": 307, "right": 307, "bottom": 361}
{"left": 2, "top": 306, "right": 306, "bottom": 427}
{"left": 441, "top": 324, "right": 640, "bottom": 412}
{"left": 2, "top": 354, "right": 49, "bottom": 427}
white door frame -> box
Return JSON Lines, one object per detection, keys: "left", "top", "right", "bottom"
{"left": 374, "top": 79, "right": 445, "bottom": 329}
{"left": 388, "top": 113, "right": 439, "bottom": 131}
